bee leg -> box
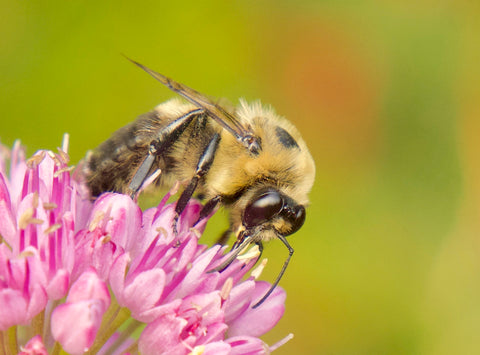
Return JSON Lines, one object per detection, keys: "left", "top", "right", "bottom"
{"left": 194, "top": 195, "right": 222, "bottom": 226}
{"left": 173, "top": 133, "right": 221, "bottom": 233}
{"left": 128, "top": 108, "right": 204, "bottom": 196}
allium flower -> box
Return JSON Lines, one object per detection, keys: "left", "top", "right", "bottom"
{"left": 0, "top": 138, "right": 291, "bottom": 355}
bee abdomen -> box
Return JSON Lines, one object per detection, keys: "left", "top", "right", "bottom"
{"left": 86, "top": 112, "right": 163, "bottom": 197}
{"left": 86, "top": 145, "right": 148, "bottom": 196}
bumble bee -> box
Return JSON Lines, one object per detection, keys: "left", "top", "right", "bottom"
{"left": 85, "top": 59, "right": 315, "bottom": 308}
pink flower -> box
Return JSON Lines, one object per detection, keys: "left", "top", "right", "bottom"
{"left": 0, "top": 138, "right": 290, "bottom": 354}
{"left": 18, "top": 335, "right": 48, "bottom": 355}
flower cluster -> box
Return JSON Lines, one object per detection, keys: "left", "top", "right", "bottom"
{"left": 0, "top": 139, "right": 289, "bottom": 355}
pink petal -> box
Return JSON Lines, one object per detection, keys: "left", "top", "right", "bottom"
{"left": 66, "top": 268, "right": 110, "bottom": 311}
{"left": 45, "top": 268, "right": 70, "bottom": 300}
{"left": 227, "top": 281, "right": 286, "bottom": 337}
{"left": 0, "top": 174, "right": 16, "bottom": 246}
{"left": 201, "top": 341, "right": 231, "bottom": 355}
{"left": 109, "top": 253, "right": 129, "bottom": 303}
{"left": 139, "top": 314, "right": 188, "bottom": 355}
{"left": 72, "top": 229, "right": 119, "bottom": 281}
{"left": 199, "top": 322, "right": 228, "bottom": 344}
{"left": 50, "top": 269, "right": 110, "bottom": 353}
{"left": 224, "top": 280, "right": 255, "bottom": 324}
{"left": 166, "top": 246, "right": 220, "bottom": 300}
{"left": 90, "top": 194, "right": 142, "bottom": 252}
{"left": 0, "top": 289, "right": 29, "bottom": 329}
{"left": 26, "top": 285, "right": 48, "bottom": 320}
{"left": 136, "top": 299, "right": 182, "bottom": 323}
{"left": 179, "top": 292, "right": 224, "bottom": 325}
{"left": 51, "top": 300, "right": 105, "bottom": 355}
{"left": 123, "top": 268, "right": 166, "bottom": 317}
{"left": 19, "top": 335, "right": 48, "bottom": 355}
{"left": 226, "top": 336, "right": 269, "bottom": 355}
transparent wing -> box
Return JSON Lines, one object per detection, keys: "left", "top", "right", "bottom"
{"left": 126, "top": 57, "right": 253, "bottom": 143}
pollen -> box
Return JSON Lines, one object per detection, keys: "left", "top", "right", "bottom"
{"left": 18, "top": 208, "right": 43, "bottom": 230}
{"left": 43, "top": 202, "right": 58, "bottom": 210}
{"left": 189, "top": 227, "right": 202, "bottom": 238}
{"left": 44, "top": 223, "right": 62, "bottom": 234}
{"left": 53, "top": 166, "right": 74, "bottom": 178}
{"left": 89, "top": 210, "right": 105, "bottom": 231}
{"left": 220, "top": 277, "right": 233, "bottom": 300}
{"left": 189, "top": 345, "right": 205, "bottom": 355}
{"left": 26, "top": 151, "right": 46, "bottom": 168}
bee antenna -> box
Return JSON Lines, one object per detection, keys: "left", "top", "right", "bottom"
{"left": 251, "top": 234, "right": 294, "bottom": 309}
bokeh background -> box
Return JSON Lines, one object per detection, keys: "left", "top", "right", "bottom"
{"left": 1, "top": 0, "right": 479, "bottom": 353}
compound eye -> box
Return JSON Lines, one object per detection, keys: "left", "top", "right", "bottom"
{"left": 285, "top": 205, "right": 306, "bottom": 236}
{"left": 243, "top": 190, "right": 283, "bottom": 228}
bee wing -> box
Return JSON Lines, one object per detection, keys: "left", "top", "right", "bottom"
{"left": 126, "top": 57, "right": 253, "bottom": 143}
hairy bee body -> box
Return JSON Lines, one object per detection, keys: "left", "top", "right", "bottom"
{"left": 87, "top": 99, "right": 216, "bottom": 197}
{"left": 85, "top": 60, "right": 315, "bottom": 307}
{"left": 87, "top": 98, "right": 315, "bottom": 241}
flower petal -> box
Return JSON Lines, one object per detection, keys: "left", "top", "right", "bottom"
{"left": 227, "top": 281, "right": 286, "bottom": 337}
{"left": 51, "top": 300, "right": 105, "bottom": 355}
{"left": 226, "top": 336, "right": 269, "bottom": 355}
{"left": 0, "top": 174, "right": 16, "bottom": 246}
{"left": 200, "top": 342, "right": 231, "bottom": 355}
{"left": 139, "top": 314, "right": 188, "bottom": 355}
{"left": 19, "top": 335, "right": 48, "bottom": 355}
{"left": 66, "top": 268, "right": 110, "bottom": 311}
{"left": 123, "top": 268, "right": 166, "bottom": 316}
{"left": 45, "top": 268, "right": 69, "bottom": 300}
{"left": 90, "top": 194, "right": 143, "bottom": 252}
{"left": 0, "top": 289, "right": 29, "bottom": 329}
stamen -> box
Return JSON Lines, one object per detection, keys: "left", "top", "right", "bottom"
{"left": 32, "top": 192, "right": 39, "bottom": 209}
{"left": 220, "top": 277, "right": 233, "bottom": 301}
{"left": 189, "top": 227, "right": 202, "bottom": 239}
{"left": 269, "top": 333, "right": 294, "bottom": 351}
{"left": 89, "top": 210, "right": 105, "bottom": 231}
{"left": 155, "top": 226, "right": 168, "bottom": 238}
{"left": 61, "top": 133, "right": 70, "bottom": 154}
{"left": 43, "top": 202, "right": 58, "bottom": 210}
{"left": 250, "top": 258, "right": 268, "bottom": 280}
{"left": 189, "top": 345, "right": 205, "bottom": 355}
{"left": 26, "top": 151, "right": 45, "bottom": 168}
{"left": 56, "top": 148, "right": 69, "bottom": 165}
{"left": 237, "top": 244, "right": 260, "bottom": 260}
{"left": 18, "top": 209, "right": 43, "bottom": 229}
{"left": 44, "top": 223, "right": 62, "bottom": 234}
{"left": 53, "top": 166, "right": 74, "bottom": 178}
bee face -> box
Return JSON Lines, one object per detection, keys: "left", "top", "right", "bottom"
{"left": 85, "top": 58, "right": 315, "bottom": 307}
{"left": 243, "top": 189, "right": 306, "bottom": 238}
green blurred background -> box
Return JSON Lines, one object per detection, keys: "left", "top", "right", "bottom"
{"left": 1, "top": 0, "right": 480, "bottom": 353}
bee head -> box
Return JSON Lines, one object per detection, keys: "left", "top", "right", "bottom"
{"left": 242, "top": 188, "right": 306, "bottom": 237}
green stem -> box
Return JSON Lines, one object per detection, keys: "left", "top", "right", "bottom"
{"left": 102, "top": 319, "right": 142, "bottom": 355}
{"left": 4, "top": 327, "right": 17, "bottom": 355}
{"left": 32, "top": 310, "right": 45, "bottom": 339}
{"left": 0, "top": 331, "right": 6, "bottom": 355}
{"left": 50, "top": 341, "right": 61, "bottom": 355}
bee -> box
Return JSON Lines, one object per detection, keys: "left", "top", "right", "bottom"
{"left": 85, "top": 59, "right": 315, "bottom": 308}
